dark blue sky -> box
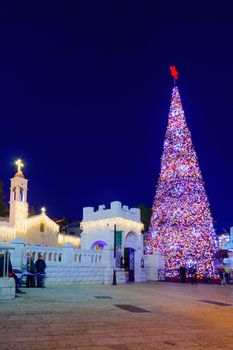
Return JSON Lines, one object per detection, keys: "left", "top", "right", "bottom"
{"left": 0, "top": 2, "right": 232, "bottom": 233}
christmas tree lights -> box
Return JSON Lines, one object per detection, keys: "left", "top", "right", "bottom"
{"left": 147, "top": 85, "right": 217, "bottom": 279}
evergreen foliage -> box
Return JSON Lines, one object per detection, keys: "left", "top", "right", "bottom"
{"left": 147, "top": 87, "right": 217, "bottom": 279}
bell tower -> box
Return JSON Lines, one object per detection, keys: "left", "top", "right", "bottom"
{"left": 9, "top": 159, "right": 28, "bottom": 232}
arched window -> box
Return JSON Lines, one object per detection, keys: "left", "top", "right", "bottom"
{"left": 40, "top": 223, "right": 45, "bottom": 232}
{"left": 90, "top": 240, "right": 108, "bottom": 250}
{"left": 13, "top": 188, "right": 16, "bottom": 201}
{"left": 43, "top": 253, "right": 46, "bottom": 261}
{"left": 79, "top": 254, "right": 81, "bottom": 262}
{"left": 58, "top": 253, "right": 62, "bottom": 262}
{"left": 54, "top": 253, "right": 57, "bottom": 262}
{"left": 19, "top": 187, "right": 24, "bottom": 202}
{"left": 48, "top": 253, "right": 52, "bottom": 261}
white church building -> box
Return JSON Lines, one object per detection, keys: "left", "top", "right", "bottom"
{"left": 0, "top": 160, "right": 163, "bottom": 299}
{"left": 0, "top": 159, "right": 80, "bottom": 248}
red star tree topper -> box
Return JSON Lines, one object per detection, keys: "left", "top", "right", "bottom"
{"left": 170, "top": 65, "right": 179, "bottom": 80}
{"left": 147, "top": 79, "right": 217, "bottom": 279}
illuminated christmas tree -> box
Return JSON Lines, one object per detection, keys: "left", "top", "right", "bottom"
{"left": 147, "top": 67, "right": 217, "bottom": 279}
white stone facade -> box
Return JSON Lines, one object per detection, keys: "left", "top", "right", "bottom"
{"left": 81, "top": 201, "right": 143, "bottom": 249}
{"left": 81, "top": 201, "right": 146, "bottom": 282}
{"left": 0, "top": 165, "right": 163, "bottom": 287}
{"left": 7, "top": 239, "right": 126, "bottom": 285}
{"left": 0, "top": 201, "right": 164, "bottom": 286}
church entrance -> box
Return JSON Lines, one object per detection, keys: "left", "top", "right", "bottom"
{"left": 124, "top": 247, "right": 135, "bottom": 282}
{"left": 124, "top": 231, "right": 138, "bottom": 282}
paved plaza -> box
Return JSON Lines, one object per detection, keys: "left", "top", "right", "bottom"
{"left": 0, "top": 282, "right": 233, "bottom": 350}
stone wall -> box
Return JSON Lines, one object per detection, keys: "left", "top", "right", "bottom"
{"left": 0, "top": 238, "right": 161, "bottom": 286}
{"left": 144, "top": 253, "right": 165, "bottom": 281}
{"left": 8, "top": 239, "right": 128, "bottom": 285}
{"left": 0, "top": 278, "right": 15, "bottom": 300}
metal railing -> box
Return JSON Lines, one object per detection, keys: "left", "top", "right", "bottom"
{"left": 158, "top": 268, "right": 166, "bottom": 281}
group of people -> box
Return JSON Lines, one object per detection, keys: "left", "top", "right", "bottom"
{"left": 26, "top": 254, "right": 46, "bottom": 288}
{"left": 179, "top": 265, "right": 198, "bottom": 284}
{"left": 179, "top": 263, "right": 230, "bottom": 286}
{"left": 0, "top": 252, "right": 46, "bottom": 294}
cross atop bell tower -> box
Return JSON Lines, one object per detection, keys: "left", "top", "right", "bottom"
{"left": 15, "top": 159, "right": 24, "bottom": 173}
{"left": 9, "top": 158, "right": 28, "bottom": 232}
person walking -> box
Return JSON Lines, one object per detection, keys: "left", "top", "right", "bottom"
{"left": 35, "top": 254, "right": 46, "bottom": 288}
{"left": 218, "top": 264, "right": 227, "bottom": 287}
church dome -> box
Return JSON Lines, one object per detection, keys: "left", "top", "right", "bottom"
{"left": 14, "top": 171, "right": 25, "bottom": 178}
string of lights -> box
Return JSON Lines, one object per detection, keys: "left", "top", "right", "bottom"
{"left": 147, "top": 86, "right": 217, "bottom": 279}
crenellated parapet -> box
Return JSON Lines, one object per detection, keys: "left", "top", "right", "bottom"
{"left": 83, "top": 201, "right": 141, "bottom": 223}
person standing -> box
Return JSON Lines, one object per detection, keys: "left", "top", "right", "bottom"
{"left": 0, "top": 252, "right": 26, "bottom": 294}
{"left": 223, "top": 264, "right": 230, "bottom": 285}
{"left": 189, "top": 265, "right": 198, "bottom": 285}
{"left": 179, "top": 265, "right": 186, "bottom": 283}
{"left": 26, "top": 256, "right": 36, "bottom": 288}
{"left": 35, "top": 254, "right": 46, "bottom": 288}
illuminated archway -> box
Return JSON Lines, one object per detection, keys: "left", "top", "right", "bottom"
{"left": 90, "top": 240, "right": 108, "bottom": 250}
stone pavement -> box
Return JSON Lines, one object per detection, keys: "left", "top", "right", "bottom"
{"left": 0, "top": 282, "right": 233, "bottom": 350}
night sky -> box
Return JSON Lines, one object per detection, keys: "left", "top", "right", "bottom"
{"left": 0, "top": 3, "right": 232, "bottom": 233}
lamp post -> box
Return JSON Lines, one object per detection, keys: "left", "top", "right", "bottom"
{"left": 113, "top": 224, "right": 117, "bottom": 285}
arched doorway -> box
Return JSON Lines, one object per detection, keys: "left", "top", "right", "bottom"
{"left": 124, "top": 247, "right": 135, "bottom": 282}
{"left": 124, "top": 231, "right": 137, "bottom": 282}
